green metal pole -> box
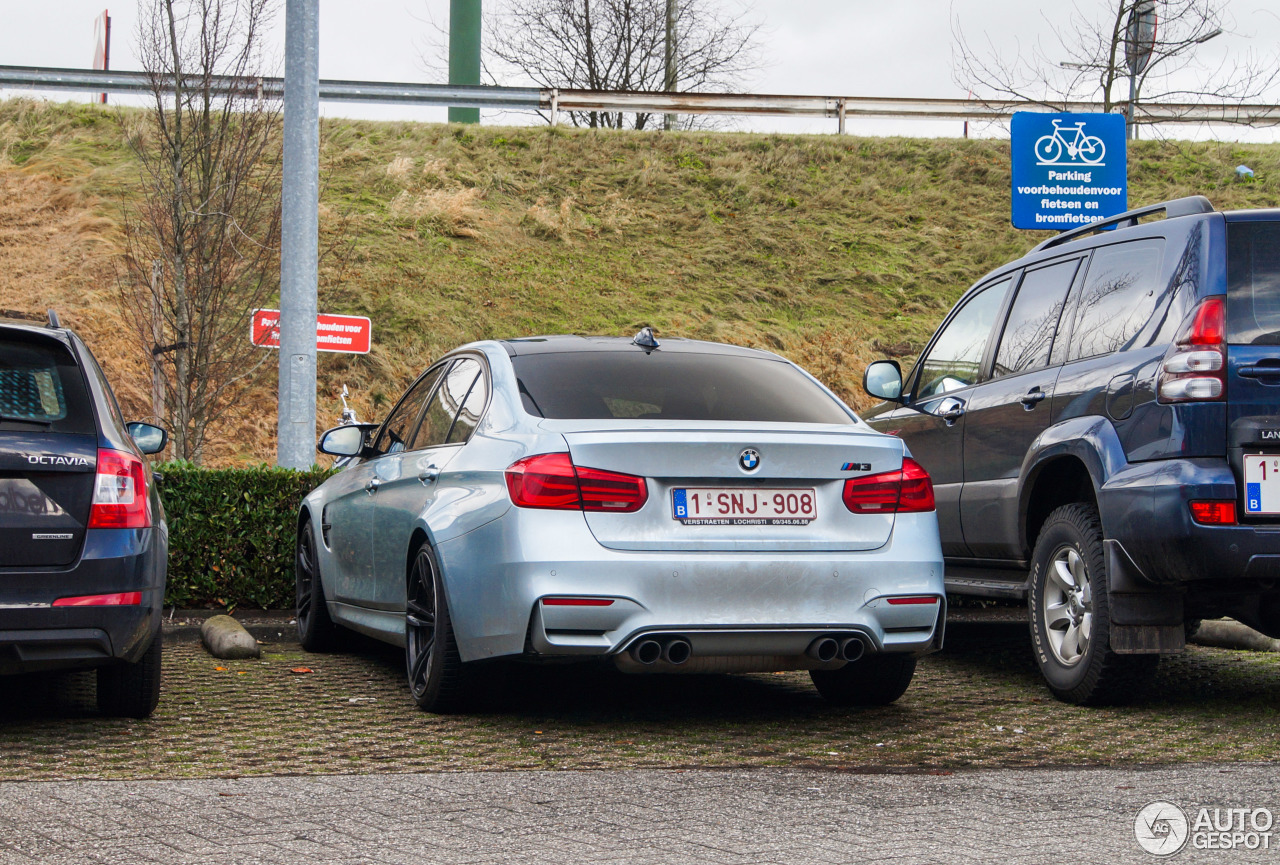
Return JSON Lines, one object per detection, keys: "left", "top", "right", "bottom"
{"left": 448, "top": 0, "right": 481, "bottom": 124}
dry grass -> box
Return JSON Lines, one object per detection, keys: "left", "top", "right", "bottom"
{"left": 3, "top": 98, "right": 1280, "bottom": 464}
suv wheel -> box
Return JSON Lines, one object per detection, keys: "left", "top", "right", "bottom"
{"left": 97, "top": 633, "right": 162, "bottom": 718}
{"left": 1028, "top": 503, "right": 1157, "bottom": 705}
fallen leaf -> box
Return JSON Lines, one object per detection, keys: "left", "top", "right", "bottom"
{"left": 290, "top": 667, "right": 313, "bottom": 675}
{"left": 214, "top": 666, "right": 226, "bottom": 672}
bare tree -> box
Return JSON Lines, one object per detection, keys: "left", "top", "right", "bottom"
{"left": 484, "top": 0, "right": 762, "bottom": 129}
{"left": 117, "top": 0, "right": 281, "bottom": 464}
{"left": 953, "top": 0, "right": 1279, "bottom": 130}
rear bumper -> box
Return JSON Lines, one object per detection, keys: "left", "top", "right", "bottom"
{"left": 1100, "top": 457, "right": 1280, "bottom": 588}
{"left": 437, "top": 508, "right": 946, "bottom": 665}
{"left": 0, "top": 527, "right": 165, "bottom": 674}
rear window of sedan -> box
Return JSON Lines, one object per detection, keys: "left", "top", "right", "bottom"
{"left": 511, "top": 351, "right": 854, "bottom": 424}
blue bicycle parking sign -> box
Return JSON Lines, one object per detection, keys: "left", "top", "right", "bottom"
{"left": 1011, "top": 112, "right": 1127, "bottom": 230}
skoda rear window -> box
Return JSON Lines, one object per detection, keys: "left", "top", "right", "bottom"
{"left": 1228, "top": 222, "right": 1280, "bottom": 345}
{"left": 0, "top": 336, "right": 94, "bottom": 434}
{"left": 511, "top": 351, "right": 854, "bottom": 424}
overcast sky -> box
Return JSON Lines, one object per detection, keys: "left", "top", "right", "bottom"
{"left": 1, "top": 0, "right": 1278, "bottom": 139}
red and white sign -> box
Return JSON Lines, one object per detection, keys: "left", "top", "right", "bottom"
{"left": 251, "top": 309, "right": 372, "bottom": 354}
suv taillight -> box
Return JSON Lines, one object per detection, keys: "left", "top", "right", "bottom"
{"left": 505, "top": 453, "right": 648, "bottom": 513}
{"left": 842, "top": 457, "right": 935, "bottom": 514}
{"left": 88, "top": 449, "right": 152, "bottom": 529}
{"left": 1159, "top": 297, "right": 1226, "bottom": 403}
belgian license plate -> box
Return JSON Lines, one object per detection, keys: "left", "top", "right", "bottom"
{"left": 671, "top": 488, "right": 816, "bottom": 525}
{"left": 1243, "top": 454, "right": 1280, "bottom": 514}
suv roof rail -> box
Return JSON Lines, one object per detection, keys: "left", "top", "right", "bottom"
{"left": 1031, "top": 195, "right": 1215, "bottom": 254}
{"left": 47, "top": 309, "right": 61, "bottom": 329}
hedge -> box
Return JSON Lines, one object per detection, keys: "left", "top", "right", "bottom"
{"left": 155, "top": 462, "right": 334, "bottom": 610}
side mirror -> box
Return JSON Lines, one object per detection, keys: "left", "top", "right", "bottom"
{"left": 126, "top": 422, "right": 168, "bottom": 455}
{"left": 318, "top": 424, "right": 377, "bottom": 457}
{"left": 863, "top": 360, "right": 904, "bottom": 401}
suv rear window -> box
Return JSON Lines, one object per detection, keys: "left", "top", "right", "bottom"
{"left": 511, "top": 351, "right": 854, "bottom": 424}
{"left": 1227, "top": 221, "right": 1280, "bottom": 345}
{"left": 0, "top": 335, "right": 94, "bottom": 434}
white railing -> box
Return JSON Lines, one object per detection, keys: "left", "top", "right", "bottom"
{"left": 2, "top": 65, "right": 1278, "bottom": 130}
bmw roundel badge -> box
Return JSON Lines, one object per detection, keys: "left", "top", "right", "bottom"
{"left": 739, "top": 448, "right": 761, "bottom": 471}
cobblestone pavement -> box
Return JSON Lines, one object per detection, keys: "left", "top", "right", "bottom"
{"left": 1, "top": 765, "right": 1277, "bottom": 864}
{"left": 2, "top": 622, "right": 1278, "bottom": 780}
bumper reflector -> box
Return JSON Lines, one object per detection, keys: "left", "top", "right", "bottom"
{"left": 886, "top": 595, "right": 939, "bottom": 605}
{"left": 1189, "top": 500, "right": 1237, "bottom": 525}
{"left": 541, "top": 597, "right": 615, "bottom": 607}
{"left": 52, "top": 592, "right": 144, "bottom": 607}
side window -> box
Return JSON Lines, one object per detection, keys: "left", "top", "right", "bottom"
{"left": 1067, "top": 239, "right": 1166, "bottom": 360}
{"left": 446, "top": 366, "right": 488, "bottom": 444}
{"left": 992, "top": 259, "right": 1080, "bottom": 378}
{"left": 374, "top": 366, "right": 445, "bottom": 455}
{"left": 413, "top": 358, "right": 481, "bottom": 449}
{"left": 913, "top": 279, "right": 1012, "bottom": 401}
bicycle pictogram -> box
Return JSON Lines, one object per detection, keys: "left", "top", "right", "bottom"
{"left": 1034, "top": 119, "right": 1106, "bottom": 166}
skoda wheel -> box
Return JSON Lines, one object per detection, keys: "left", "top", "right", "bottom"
{"left": 97, "top": 633, "right": 162, "bottom": 718}
{"left": 1028, "top": 503, "right": 1157, "bottom": 705}
{"left": 296, "top": 519, "right": 340, "bottom": 652}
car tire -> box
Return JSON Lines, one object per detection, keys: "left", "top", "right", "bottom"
{"left": 405, "top": 541, "right": 476, "bottom": 713}
{"left": 809, "top": 654, "right": 917, "bottom": 706}
{"left": 296, "top": 518, "right": 341, "bottom": 652}
{"left": 97, "top": 632, "right": 162, "bottom": 718}
{"left": 1028, "top": 502, "right": 1158, "bottom": 706}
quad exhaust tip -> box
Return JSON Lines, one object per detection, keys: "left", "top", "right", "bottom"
{"left": 629, "top": 636, "right": 693, "bottom": 665}
{"left": 662, "top": 637, "right": 692, "bottom": 665}
{"left": 807, "top": 634, "right": 868, "bottom": 663}
{"left": 839, "top": 636, "right": 866, "bottom": 663}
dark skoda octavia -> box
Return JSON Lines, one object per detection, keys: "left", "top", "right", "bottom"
{"left": 0, "top": 313, "right": 168, "bottom": 717}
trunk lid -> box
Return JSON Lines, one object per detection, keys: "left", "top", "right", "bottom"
{"left": 550, "top": 420, "right": 905, "bottom": 552}
{"left": 0, "top": 432, "right": 97, "bottom": 567}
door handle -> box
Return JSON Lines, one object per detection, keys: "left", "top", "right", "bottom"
{"left": 365, "top": 477, "right": 381, "bottom": 494}
{"left": 418, "top": 466, "right": 440, "bottom": 485}
{"left": 939, "top": 404, "right": 964, "bottom": 426}
{"left": 1020, "top": 389, "right": 1047, "bottom": 409}
{"left": 1238, "top": 365, "right": 1280, "bottom": 380}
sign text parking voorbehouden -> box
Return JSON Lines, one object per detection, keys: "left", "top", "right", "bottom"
{"left": 1011, "top": 112, "right": 1127, "bottom": 231}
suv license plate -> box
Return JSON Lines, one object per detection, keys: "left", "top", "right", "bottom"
{"left": 671, "top": 488, "right": 816, "bottom": 525}
{"left": 1244, "top": 455, "right": 1280, "bottom": 514}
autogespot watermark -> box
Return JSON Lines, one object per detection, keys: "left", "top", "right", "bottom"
{"left": 1135, "top": 801, "right": 1275, "bottom": 856}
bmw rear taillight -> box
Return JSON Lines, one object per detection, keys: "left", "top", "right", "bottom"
{"left": 87, "top": 449, "right": 152, "bottom": 529}
{"left": 1159, "top": 297, "right": 1226, "bottom": 403}
{"left": 842, "top": 457, "right": 935, "bottom": 514}
{"left": 505, "top": 453, "right": 648, "bottom": 513}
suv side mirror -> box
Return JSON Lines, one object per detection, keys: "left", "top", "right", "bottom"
{"left": 318, "top": 423, "right": 378, "bottom": 457}
{"left": 863, "top": 360, "right": 904, "bottom": 401}
{"left": 126, "top": 422, "right": 168, "bottom": 455}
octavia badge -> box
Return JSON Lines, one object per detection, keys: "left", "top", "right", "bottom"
{"left": 739, "top": 448, "right": 761, "bottom": 471}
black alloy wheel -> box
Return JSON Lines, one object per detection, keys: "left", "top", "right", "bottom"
{"left": 405, "top": 541, "right": 471, "bottom": 713}
{"left": 296, "top": 519, "right": 339, "bottom": 652}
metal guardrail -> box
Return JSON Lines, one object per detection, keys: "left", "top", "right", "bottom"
{"left": 2, "top": 65, "right": 1278, "bottom": 128}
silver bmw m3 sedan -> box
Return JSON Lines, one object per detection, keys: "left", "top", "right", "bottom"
{"left": 296, "top": 331, "right": 945, "bottom": 712}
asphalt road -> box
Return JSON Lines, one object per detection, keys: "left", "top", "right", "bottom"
{"left": 2, "top": 764, "right": 1277, "bottom": 865}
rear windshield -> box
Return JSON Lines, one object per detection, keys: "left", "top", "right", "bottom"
{"left": 0, "top": 335, "right": 94, "bottom": 434}
{"left": 511, "top": 351, "right": 854, "bottom": 424}
{"left": 1227, "top": 221, "right": 1280, "bottom": 345}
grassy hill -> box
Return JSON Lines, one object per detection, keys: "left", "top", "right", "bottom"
{"left": 2, "top": 97, "right": 1278, "bottom": 465}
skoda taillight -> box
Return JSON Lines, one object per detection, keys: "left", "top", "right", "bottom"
{"left": 505, "top": 453, "right": 648, "bottom": 513}
{"left": 1159, "top": 297, "right": 1226, "bottom": 403}
{"left": 842, "top": 458, "right": 935, "bottom": 514}
{"left": 87, "top": 449, "right": 152, "bottom": 529}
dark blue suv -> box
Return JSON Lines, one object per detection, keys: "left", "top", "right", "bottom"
{"left": 861, "top": 196, "right": 1280, "bottom": 704}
